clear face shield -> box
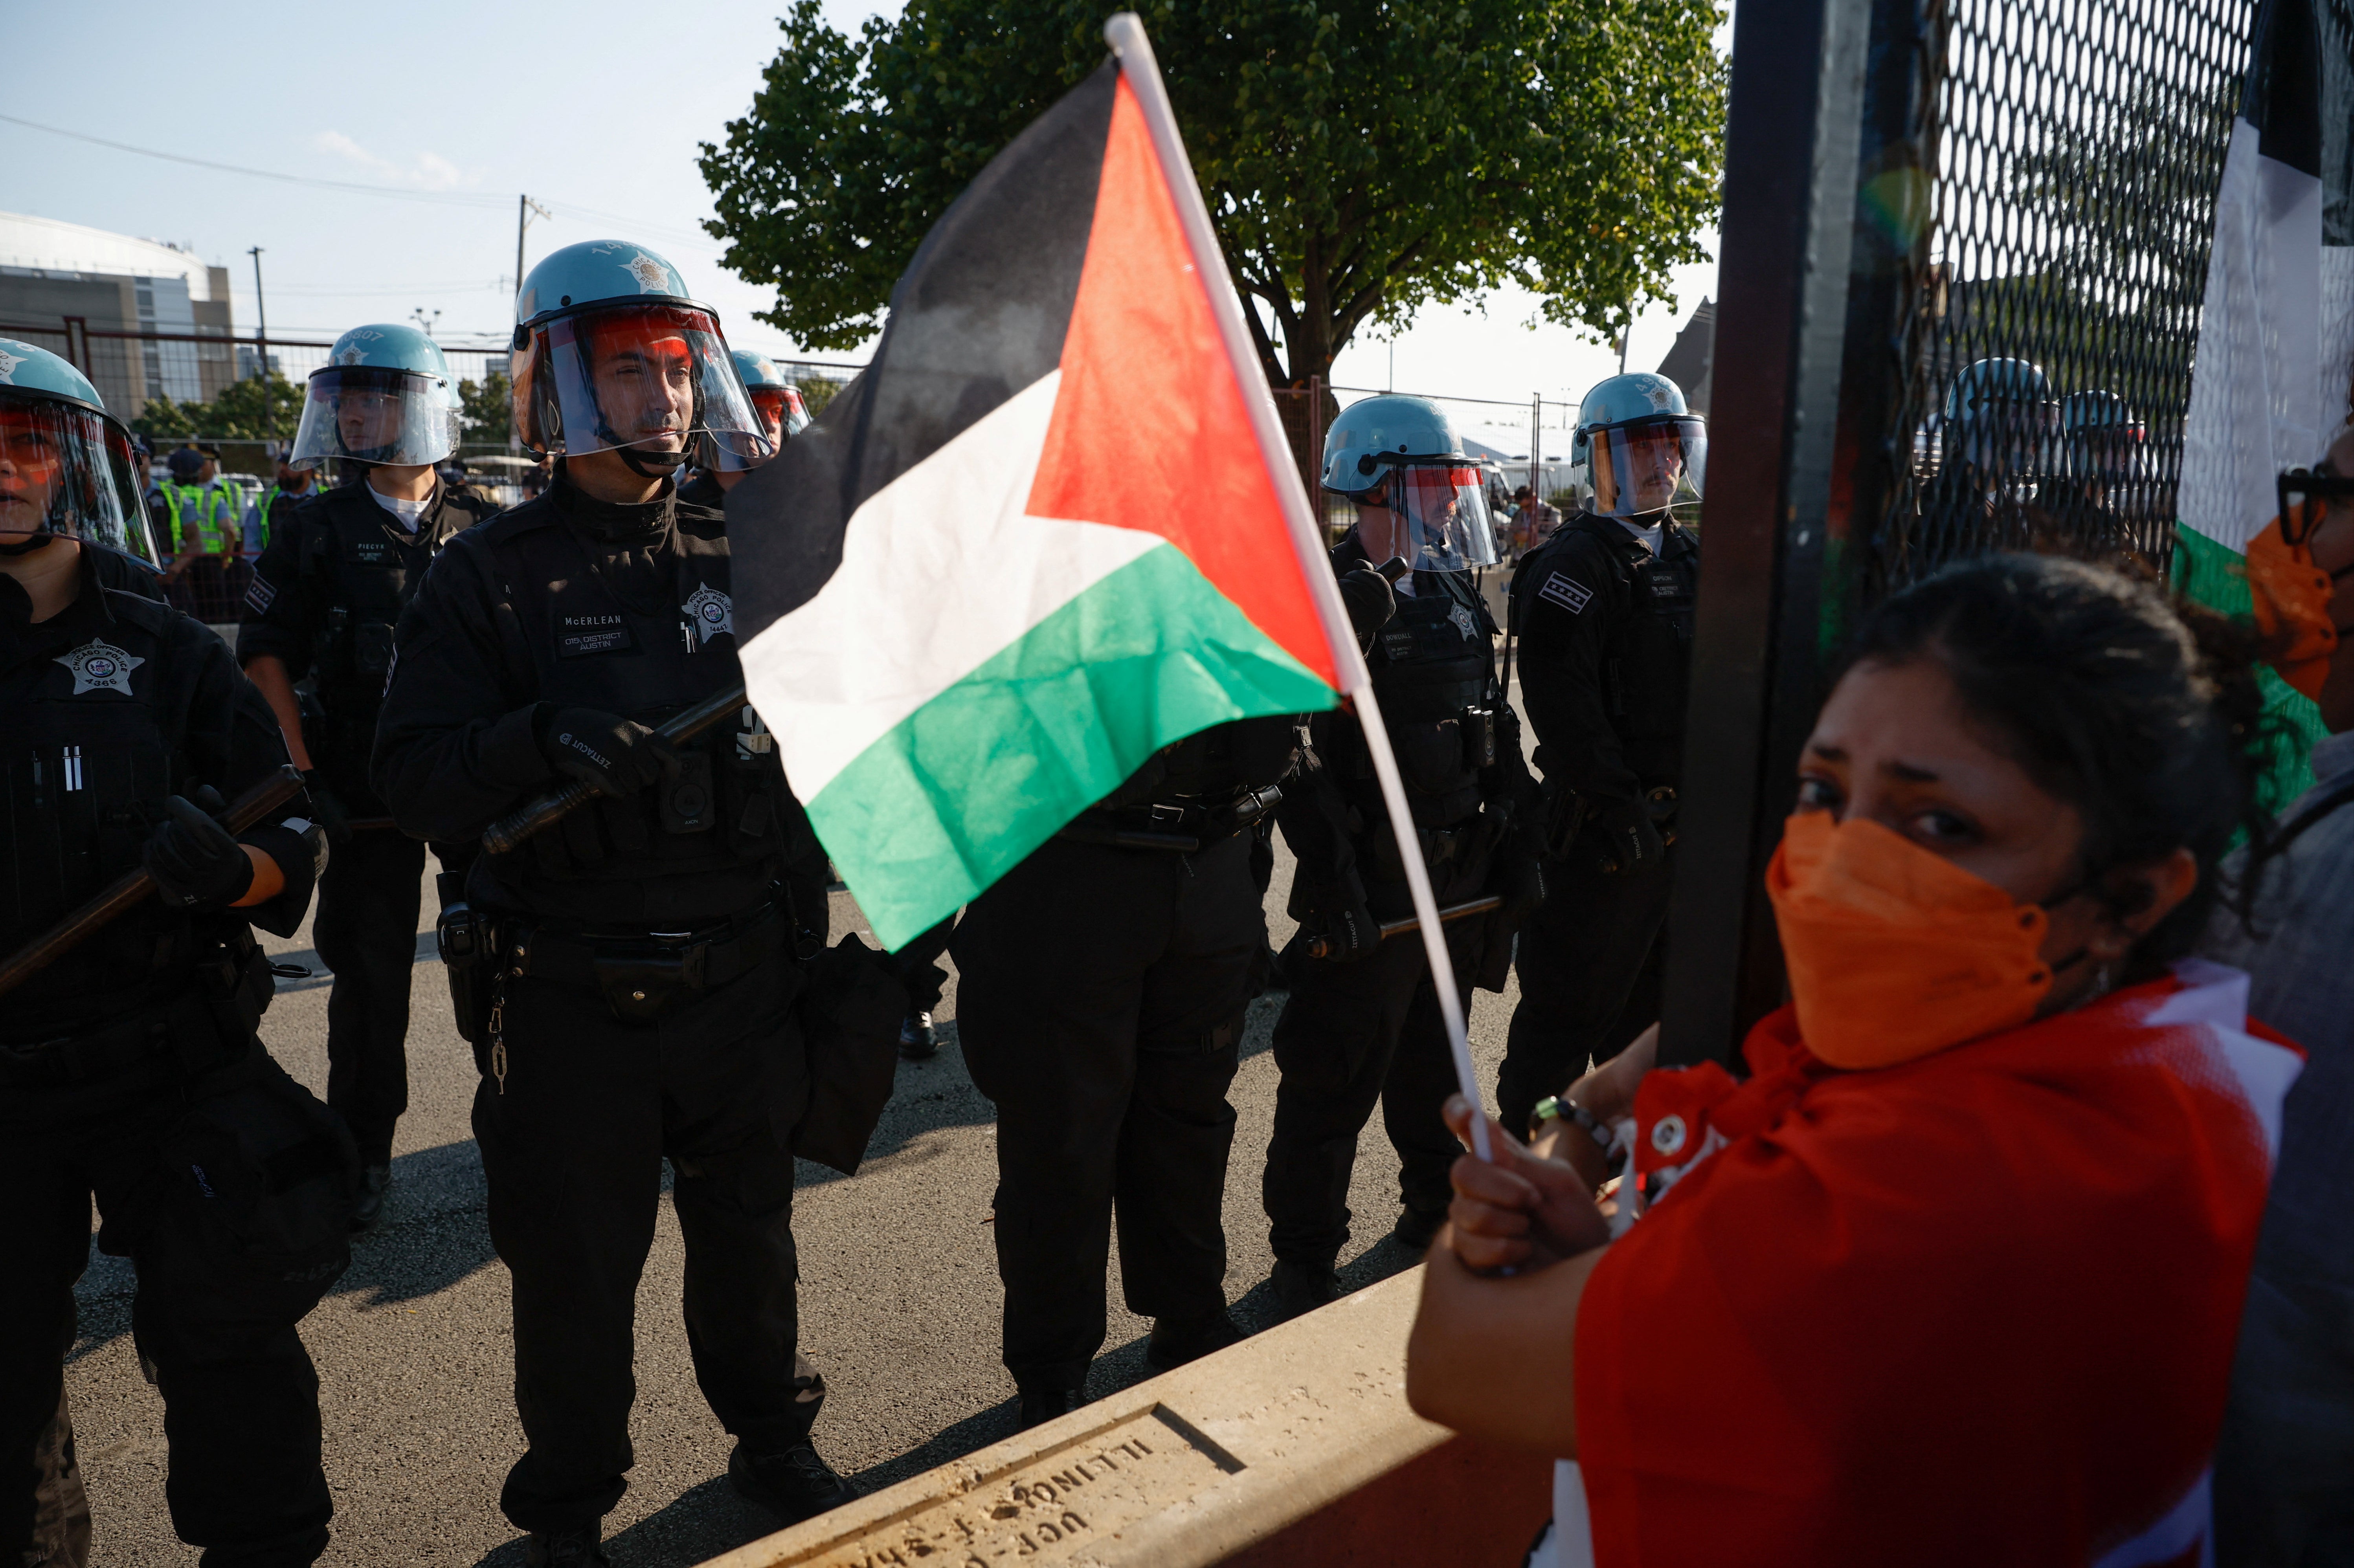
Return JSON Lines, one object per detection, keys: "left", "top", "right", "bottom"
{"left": 0, "top": 394, "right": 159, "bottom": 566}
{"left": 713, "top": 383, "right": 812, "bottom": 473}
{"left": 1946, "top": 399, "right": 2059, "bottom": 485}
{"left": 2067, "top": 423, "right": 2145, "bottom": 486}
{"left": 1355, "top": 461, "right": 1500, "bottom": 572}
{"left": 519, "top": 303, "right": 773, "bottom": 469}
{"left": 288, "top": 366, "right": 461, "bottom": 470}
{"left": 1590, "top": 418, "right": 1706, "bottom": 518}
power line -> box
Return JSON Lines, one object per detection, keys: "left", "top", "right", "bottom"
{"left": 0, "top": 111, "right": 733, "bottom": 253}
{"left": 0, "top": 112, "right": 513, "bottom": 208}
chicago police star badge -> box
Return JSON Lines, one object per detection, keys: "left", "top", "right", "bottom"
{"left": 55, "top": 640, "right": 143, "bottom": 695}
{"left": 683, "top": 584, "right": 733, "bottom": 643}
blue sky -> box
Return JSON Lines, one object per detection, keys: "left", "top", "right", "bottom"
{"left": 5, "top": 0, "right": 1718, "bottom": 428}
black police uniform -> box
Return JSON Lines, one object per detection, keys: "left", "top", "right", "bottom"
{"left": 0, "top": 546, "right": 341, "bottom": 1568}
{"left": 371, "top": 467, "right": 840, "bottom": 1536}
{"left": 85, "top": 544, "right": 167, "bottom": 602}
{"left": 236, "top": 480, "right": 499, "bottom": 1176}
{"left": 1495, "top": 510, "right": 1697, "bottom": 1137}
{"left": 1263, "top": 530, "right": 1539, "bottom": 1281}
{"left": 951, "top": 718, "right": 1295, "bottom": 1405}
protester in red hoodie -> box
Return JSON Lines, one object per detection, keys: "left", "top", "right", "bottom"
{"left": 1408, "top": 554, "right": 2303, "bottom": 1567}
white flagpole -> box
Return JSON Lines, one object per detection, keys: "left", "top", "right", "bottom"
{"left": 1105, "top": 12, "right": 1494, "bottom": 1162}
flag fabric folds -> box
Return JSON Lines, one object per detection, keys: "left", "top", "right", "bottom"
{"left": 2176, "top": 0, "right": 2354, "bottom": 806}
{"left": 726, "top": 60, "right": 1344, "bottom": 949}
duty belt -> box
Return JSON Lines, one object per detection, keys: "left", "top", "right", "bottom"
{"left": 1057, "top": 785, "right": 1283, "bottom": 853}
{"left": 503, "top": 902, "right": 786, "bottom": 1023}
{"left": 0, "top": 982, "right": 254, "bottom": 1089}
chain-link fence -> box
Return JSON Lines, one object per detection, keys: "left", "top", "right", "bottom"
{"left": 1860, "top": 0, "right": 2256, "bottom": 594}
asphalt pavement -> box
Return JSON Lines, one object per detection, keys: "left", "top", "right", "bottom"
{"left": 61, "top": 837, "right": 1523, "bottom": 1568}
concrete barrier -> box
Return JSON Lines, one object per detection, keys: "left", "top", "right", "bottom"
{"left": 698, "top": 1266, "right": 1550, "bottom": 1568}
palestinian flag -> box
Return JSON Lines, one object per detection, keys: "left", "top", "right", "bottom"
{"left": 2176, "top": 0, "right": 2352, "bottom": 808}
{"left": 726, "top": 55, "right": 1348, "bottom": 949}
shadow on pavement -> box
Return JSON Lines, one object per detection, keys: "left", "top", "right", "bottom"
{"left": 70, "top": 1136, "right": 498, "bottom": 1362}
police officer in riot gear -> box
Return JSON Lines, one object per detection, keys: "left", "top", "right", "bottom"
{"left": 239, "top": 323, "right": 499, "bottom": 1231}
{"left": 2056, "top": 389, "right": 2150, "bottom": 558}
{"left": 1262, "top": 394, "right": 1542, "bottom": 1322}
{"left": 678, "top": 348, "right": 808, "bottom": 511}
{"left": 373, "top": 242, "right": 856, "bottom": 1564}
{"left": 0, "top": 338, "right": 343, "bottom": 1568}
{"left": 1494, "top": 372, "right": 1702, "bottom": 1141}
{"left": 1920, "top": 356, "right": 2061, "bottom": 559}
{"left": 953, "top": 712, "right": 1300, "bottom": 1427}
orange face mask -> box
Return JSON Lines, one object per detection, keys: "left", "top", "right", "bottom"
{"left": 2245, "top": 503, "right": 2340, "bottom": 702}
{"left": 1765, "top": 810, "right": 2058, "bottom": 1069}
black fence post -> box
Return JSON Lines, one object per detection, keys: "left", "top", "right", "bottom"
{"left": 1655, "top": 0, "right": 1878, "bottom": 1067}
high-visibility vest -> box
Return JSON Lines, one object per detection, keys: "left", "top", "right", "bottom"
{"left": 250, "top": 483, "right": 316, "bottom": 550}
{"left": 163, "top": 480, "right": 236, "bottom": 555}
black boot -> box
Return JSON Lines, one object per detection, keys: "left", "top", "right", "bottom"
{"left": 1389, "top": 1204, "right": 1447, "bottom": 1253}
{"left": 351, "top": 1164, "right": 391, "bottom": 1234}
{"left": 524, "top": 1526, "right": 610, "bottom": 1568}
{"left": 898, "top": 1009, "right": 938, "bottom": 1060}
{"left": 728, "top": 1440, "right": 859, "bottom": 1525}
{"left": 1016, "top": 1386, "right": 1084, "bottom": 1431}
{"left": 1144, "top": 1309, "right": 1245, "bottom": 1373}
{"left": 1269, "top": 1259, "right": 1339, "bottom": 1324}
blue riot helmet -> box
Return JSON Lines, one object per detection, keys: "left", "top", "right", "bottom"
{"left": 0, "top": 337, "right": 158, "bottom": 565}
{"left": 286, "top": 323, "right": 462, "bottom": 471}
{"left": 1320, "top": 393, "right": 1498, "bottom": 571}
{"left": 716, "top": 348, "right": 809, "bottom": 473}
{"left": 1940, "top": 357, "right": 2058, "bottom": 480}
{"left": 2060, "top": 390, "right": 2145, "bottom": 486}
{"left": 511, "top": 240, "right": 771, "bottom": 479}
{"left": 1571, "top": 372, "right": 1705, "bottom": 519}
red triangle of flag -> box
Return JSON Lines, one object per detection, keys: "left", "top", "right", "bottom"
{"left": 1025, "top": 77, "right": 1338, "bottom": 687}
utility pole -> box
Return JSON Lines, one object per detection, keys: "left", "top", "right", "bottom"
{"left": 411, "top": 307, "right": 442, "bottom": 338}
{"left": 512, "top": 194, "right": 551, "bottom": 458}
{"left": 248, "top": 246, "right": 270, "bottom": 441}
{"left": 1531, "top": 395, "right": 1543, "bottom": 508}
{"left": 1618, "top": 324, "right": 1631, "bottom": 375}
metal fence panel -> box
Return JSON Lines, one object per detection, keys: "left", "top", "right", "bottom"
{"left": 1664, "top": 0, "right": 2261, "bottom": 1062}
{"left": 1864, "top": 0, "right": 2255, "bottom": 595}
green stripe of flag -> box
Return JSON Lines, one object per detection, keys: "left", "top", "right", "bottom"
{"left": 807, "top": 542, "right": 1337, "bottom": 948}
{"left": 2173, "top": 522, "right": 2330, "bottom": 815}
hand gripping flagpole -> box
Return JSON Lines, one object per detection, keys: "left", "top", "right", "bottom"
{"left": 1105, "top": 13, "right": 1495, "bottom": 1163}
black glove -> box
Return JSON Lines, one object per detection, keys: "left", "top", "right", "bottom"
{"left": 1291, "top": 867, "right": 1380, "bottom": 965}
{"left": 1337, "top": 566, "right": 1397, "bottom": 642}
{"left": 1475, "top": 828, "right": 1547, "bottom": 992}
{"left": 145, "top": 787, "right": 256, "bottom": 910}
{"left": 301, "top": 770, "right": 352, "bottom": 845}
{"left": 1587, "top": 798, "right": 1666, "bottom": 876}
{"left": 538, "top": 706, "right": 679, "bottom": 800}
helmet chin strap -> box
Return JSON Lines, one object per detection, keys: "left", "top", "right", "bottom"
{"left": 0, "top": 528, "right": 59, "bottom": 557}
{"left": 618, "top": 442, "right": 688, "bottom": 479}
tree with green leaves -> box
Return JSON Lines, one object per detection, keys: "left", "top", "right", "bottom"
{"left": 700, "top": 0, "right": 1726, "bottom": 387}
{"left": 459, "top": 372, "right": 513, "bottom": 447}
{"left": 132, "top": 370, "right": 307, "bottom": 442}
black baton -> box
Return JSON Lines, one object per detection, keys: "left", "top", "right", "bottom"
{"left": 481, "top": 685, "right": 751, "bottom": 856}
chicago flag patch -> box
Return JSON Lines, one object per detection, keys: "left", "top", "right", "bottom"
{"left": 1539, "top": 571, "right": 1594, "bottom": 614}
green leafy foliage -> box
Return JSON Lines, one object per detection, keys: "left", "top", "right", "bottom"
{"left": 132, "top": 370, "right": 307, "bottom": 441}
{"left": 795, "top": 375, "right": 845, "bottom": 418}
{"left": 700, "top": 0, "right": 1726, "bottom": 385}
{"left": 459, "top": 372, "right": 514, "bottom": 446}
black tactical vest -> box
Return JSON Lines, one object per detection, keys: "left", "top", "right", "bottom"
{"left": 1097, "top": 713, "right": 1299, "bottom": 809}
{"left": 468, "top": 496, "right": 797, "bottom": 928}
{"left": 2, "top": 587, "right": 240, "bottom": 1035}
{"left": 298, "top": 484, "right": 494, "bottom": 735}
{"left": 1327, "top": 565, "right": 1500, "bottom": 829}
{"left": 1597, "top": 525, "right": 1697, "bottom": 747}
